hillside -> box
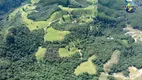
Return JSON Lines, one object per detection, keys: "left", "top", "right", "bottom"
{"left": 0, "top": 0, "right": 142, "bottom": 80}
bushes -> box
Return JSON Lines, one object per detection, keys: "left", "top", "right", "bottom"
{"left": 110, "top": 42, "right": 142, "bottom": 74}
{"left": 97, "top": 12, "right": 116, "bottom": 23}
{"left": 0, "top": 0, "right": 26, "bottom": 15}
{"left": 3, "top": 26, "right": 44, "bottom": 61}
{"left": 99, "top": 0, "right": 125, "bottom": 10}
{"left": 27, "top": 4, "right": 59, "bottom": 21}
{"left": 127, "top": 8, "right": 142, "bottom": 30}
{"left": 38, "top": 0, "right": 68, "bottom": 7}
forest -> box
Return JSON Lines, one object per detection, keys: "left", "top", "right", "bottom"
{"left": 0, "top": 0, "right": 142, "bottom": 80}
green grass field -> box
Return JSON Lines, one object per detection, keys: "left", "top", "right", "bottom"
{"left": 35, "top": 47, "right": 46, "bottom": 62}
{"left": 59, "top": 42, "right": 78, "bottom": 57}
{"left": 44, "top": 27, "right": 70, "bottom": 41}
{"left": 31, "top": 0, "right": 40, "bottom": 4}
{"left": 63, "top": 15, "right": 71, "bottom": 22}
{"left": 87, "top": 0, "right": 98, "bottom": 4}
{"left": 74, "top": 55, "right": 97, "bottom": 76}
{"left": 59, "top": 47, "right": 78, "bottom": 57}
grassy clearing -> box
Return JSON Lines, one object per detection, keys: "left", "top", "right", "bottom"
{"left": 59, "top": 47, "right": 78, "bottom": 57}
{"left": 63, "top": 15, "right": 71, "bottom": 22}
{"left": 58, "top": 5, "right": 73, "bottom": 12}
{"left": 44, "top": 27, "right": 70, "bottom": 41}
{"left": 87, "top": 0, "right": 98, "bottom": 4}
{"left": 99, "top": 72, "right": 109, "bottom": 80}
{"left": 59, "top": 42, "right": 78, "bottom": 57}
{"left": 31, "top": 0, "right": 40, "bottom": 4}
{"left": 35, "top": 47, "right": 46, "bottom": 62}
{"left": 74, "top": 55, "right": 97, "bottom": 76}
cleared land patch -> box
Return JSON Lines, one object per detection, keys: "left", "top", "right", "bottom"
{"left": 44, "top": 27, "right": 70, "bottom": 41}
{"left": 124, "top": 25, "right": 142, "bottom": 42}
{"left": 103, "top": 50, "right": 121, "bottom": 72}
{"left": 87, "top": 0, "right": 98, "bottom": 4}
{"left": 59, "top": 48, "right": 78, "bottom": 57}
{"left": 59, "top": 42, "right": 78, "bottom": 57}
{"left": 74, "top": 55, "right": 96, "bottom": 76}
{"left": 35, "top": 47, "right": 46, "bottom": 62}
{"left": 99, "top": 72, "right": 109, "bottom": 80}
{"left": 113, "top": 66, "right": 142, "bottom": 80}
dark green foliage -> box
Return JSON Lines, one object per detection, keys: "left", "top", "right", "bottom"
{"left": 97, "top": 12, "right": 116, "bottom": 23}
{"left": 0, "top": 0, "right": 26, "bottom": 16}
{"left": 44, "top": 43, "right": 61, "bottom": 63}
{"left": 0, "top": 53, "right": 83, "bottom": 80}
{"left": 122, "top": 69, "right": 129, "bottom": 77}
{"left": 97, "top": 0, "right": 126, "bottom": 27}
{"left": 2, "top": 26, "right": 44, "bottom": 61}
{"left": 110, "top": 42, "right": 142, "bottom": 74}
{"left": 86, "top": 37, "right": 122, "bottom": 70}
{"left": 77, "top": 73, "right": 97, "bottom": 80}
{"left": 27, "top": 4, "right": 59, "bottom": 21}
{"left": 107, "top": 76, "right": 117, "bottom": 80}
{"left": 38, "top": 0, "right": 68, "bottom": 7}
{"left": 69, "top": 0, "right": 91, "bottom": 8}
{"left": 98, "top": 4, "right": 116, "bottom": 16}
{"left": 98, "top": 0, "right": 125, "bottom": 10}
{"left": 69, "top": 0, "right": 84, "bottom": 8}
{"left": 127, "top": 8, "right": 142, "bottom": 30}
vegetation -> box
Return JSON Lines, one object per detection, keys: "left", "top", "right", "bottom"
{"left": 59, "top": 42, "right": 78, "bottom": 57}
{"left": 0, "top": 0, "right": 27, "bottom": 16}
{"left": 127, "top": 8, "right": 142, "bottom": 30}
{"left": 27, "top": 4, "right": 59, "bottom": 21}
{"left": 35, "top": 47, "right": 46, "bottom": 62}
{"left": 74, "top": 55, "right": 97, "bottom": 75}
{"left": 44, "top": 27, "right": 70, "bottom": 41}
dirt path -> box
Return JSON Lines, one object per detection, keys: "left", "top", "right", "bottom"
{"left": 124, "top": 25, "right": 142, "bottom": 42}
{"left": 113, "top": 66, "right": 142, "bottom": 80}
